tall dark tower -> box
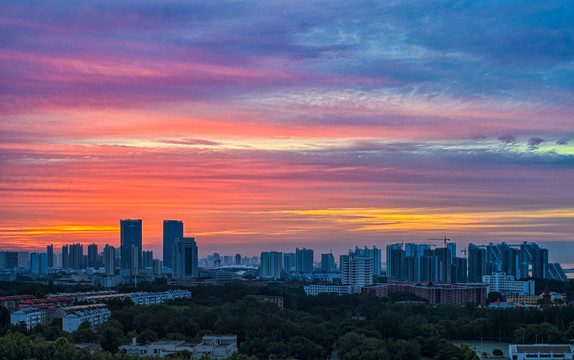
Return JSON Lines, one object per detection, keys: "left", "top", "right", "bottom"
{"left": 46, "top": 244, "right": 54, "bottom": 268}
{"left": 163, "top": 220, "right": 183, "bottom": 269}
{"left": 120, "top": 219, "right": 142, "bottom": 269}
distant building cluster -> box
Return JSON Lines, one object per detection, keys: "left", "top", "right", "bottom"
{"left": 0, "top": 217, "right": 569, "bottom": 308}
{"left": 386, "top": 241, "right": 567, "bottom": 284}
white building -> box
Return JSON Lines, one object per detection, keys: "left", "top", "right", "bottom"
{"left": 120, "top": 335, "right": 237, "bottom": 359}
{"left": 124, "top": 290, "right": 191, "bottom": 305}
{"left": 482, "top": 272, "right": 535, "bottom": 295}
{"left": 193, "top": 335, "right": 238, "bottom": 359}
{"left": 508, "top": 344, "right": 574, "bottom": 360}
{"left": 11, "top": 308, "right": 42, "bottom": 330}
{"left": 62, "top": 307, "right": 111, "bottom": 332}
{"left": 340, "top": 251, "right": 374, "bottom": 287}
{"left": 304, "top": 284, "right": 353, "bottom": 296}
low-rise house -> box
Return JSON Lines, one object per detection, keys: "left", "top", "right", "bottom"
{"left": 508, "top": 344, "right": 574, "bottom": 360}
{"left": 62, "top": 307, "right": 111, "bottom": 332}
{"left": 120, "top": 335, "right": 238, "bottom": 359}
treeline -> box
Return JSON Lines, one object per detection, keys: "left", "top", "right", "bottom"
{"left": 3, "top": 282, "right": 574, "bottom": 359}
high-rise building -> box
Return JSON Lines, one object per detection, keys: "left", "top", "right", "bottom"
{"left": 131, "top": 245, "right": 139, "bottom": 275}
{"left": 142, "top": 251, "right": 153, "bottom": 268}
{"left": 321, "top": 253, "right": 336, "bottom": 272}
{"left": 69, "top": 243, "right": 84, "bottom": 270}
{"left": 283, "top": 252, "right": 296, "bottom": 272}
{"left": 87, "top": 243, "right": 98, "bottom": 268}
{"left": 520, "top": 242, "right": 548, "bottom": 279}
{"left": 296, "top": 248, "right": 314, "bottom": 273}
{"left": 260, "top": 251, "right": 283, "bottom": 279}
{"left": 61, "top": 245, "right": 69, "bottom": 269}
{"left": 386, "top": 244, "right": 404, "bottom": 279}
{"left": 120, "top": 219, "right": 142, "bottom": 269}
{"left": 172, "top": 237, "right": 198, "bottom": 279}
{"left": 353, "top": 246, "right": 382, "bottom": 275}
{"left": 340, "top": 250, "right": 374, "bottom": 287}
{"left": 163, "top": 220, "right": 183, "bottom": 269}
{"left": 103, "top": 245, "right": 115, "bottom": 275}
{"left": 30, "top": 253, "right": 48, "bottom": 274}
{"left": 46, "top": 245, "right": 54, "bottom": 268}
{"left": 548, "top": 263, "right": 568, "bottom": 282}
{"left": 468, "top": 244, "right": 486, "bottom": 282}
{"left": 235, "top": 254, "right": 241, "bottom": 265}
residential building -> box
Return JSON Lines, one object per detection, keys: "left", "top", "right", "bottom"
{"left": 62, "top": 308, "right": 111, "bottom": 332}
{"left": 69, "top": 243, "right": 84, "bottom": 270}
{"left": 11, "top": 308, "right": 42, "bottom": 330}
{"left": 87, "top": 243, "right": 99, "bottom": 268}
{"left": 296, "top": 248, "right": 313, "bottom": 273}
{"left": 354, "top": 246, "right": 382, "bottom": 275}
{"left": 468, "top": 243, "right": 487, "bottom": 282}
{"left": 142, "top": 250, "right": 153, "bottom": 268}
{"left": 103, "top": 245, "right": 115, "bottom": 275}
{"left": 283, "top": 252, "right": 296, "bottom": 272}
{"left": 340, "top": 250, "right": 374, "bottom": 287}
{"left": 124, "top": 290, "right": 191, "bottom": 305}
{"left": 362, "top": 282, "right": 487, "bottom": 305}
{"left": 163, "top": 220, "right": 183, "bottom": 269}
{"left": 172, "top": 237, "right": 198, "bottom": 279}
{"left": 259, "top": 251, "right": 282, "bottom": 279}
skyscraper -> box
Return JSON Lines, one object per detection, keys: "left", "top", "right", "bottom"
{"left": 103, "top": 244, "right": 115, "bottom": 275}
{"left": 120, "top": 219, "right": 142, "bottom": 270}
{"left": 296, "top": 248, "right": 314, "bottom": 273}
{"left": 87, "top": 243, "right": 98, "bottom": 268}
{"left": 46, "top": 244, "right": 53, "bottom": 268}
{"left": 172, "top": 237, "right": 198, "bottom": 279}
{"left": 61, "top": 245, "right": 69, "bottom": 269}
{"left": 163, "top": 220, "right": 183, "bottom": 269}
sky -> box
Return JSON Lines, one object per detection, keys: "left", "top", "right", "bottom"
{"left": 1, "top": 1, "right": 573, "bottom": 263}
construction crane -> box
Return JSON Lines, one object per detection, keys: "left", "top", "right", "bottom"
{"left": 427, "top": 236, "right": 451, "bottom": 248}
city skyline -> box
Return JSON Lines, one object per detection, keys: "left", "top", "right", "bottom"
{"left": 1, "top": 2, "right": 573, "bottom": 262}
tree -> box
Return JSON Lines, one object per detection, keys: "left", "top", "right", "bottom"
{"left": 0, "top": 330, "right": 31, "bottom": 360}
{"left": 100, "top": 326, "right": 124, "bottom": 353}
{"left": 493, "top": 348, "right": 503, "bottom": 357}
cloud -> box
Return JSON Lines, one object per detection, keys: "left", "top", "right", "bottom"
{"left": 498, "top": 135, "right": 516, "bottom": 144}
{"left": 156, "top": 138, "right": 221, "bottom": 146}
{"left": 528, "top": 137, "right": 544, "bottom": 147}
{"left": 557, "top": 138, "right": 569, "bottom": 145}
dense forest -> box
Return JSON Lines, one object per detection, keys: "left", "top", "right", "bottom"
{"left": 2, "top": 281, "right": 574, "bottom": 359}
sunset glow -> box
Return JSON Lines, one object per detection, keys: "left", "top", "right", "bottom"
{"left": 1, "top": 1, "right": 573, "bottom": 262}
